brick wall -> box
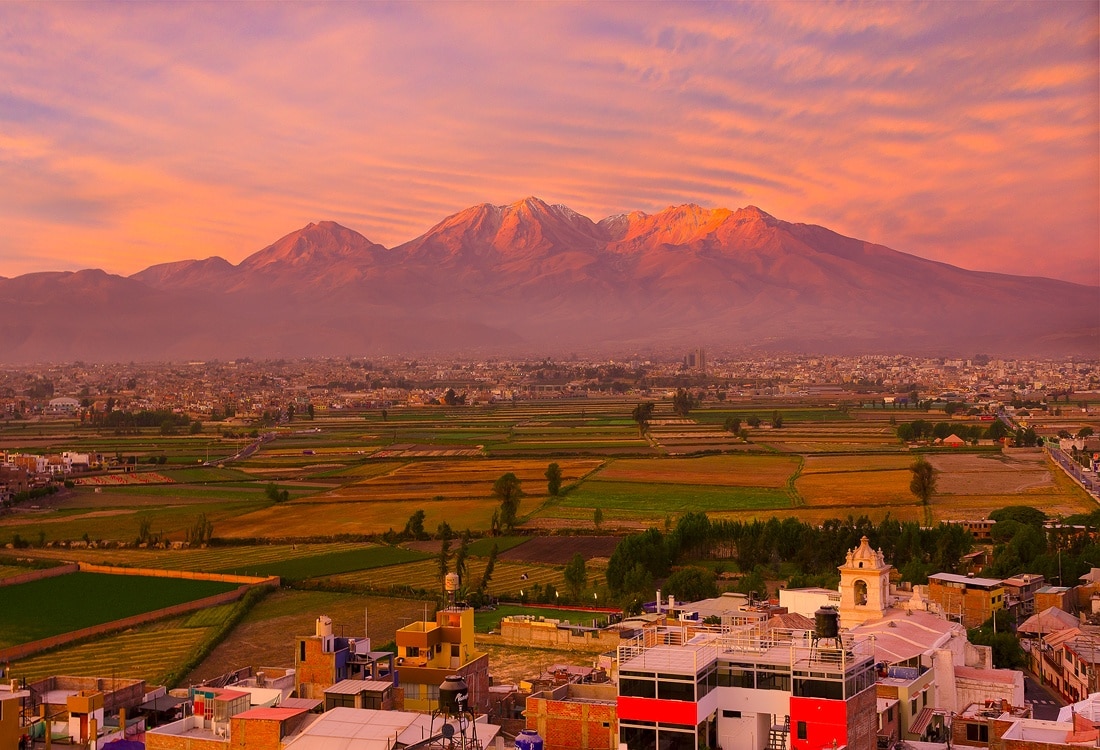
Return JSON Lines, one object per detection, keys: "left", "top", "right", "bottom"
{"left": 527, "top": 684, "right": 617, "bottom": 750}
{"left": 229, "top": 716, "right": 281, "bottom": 750}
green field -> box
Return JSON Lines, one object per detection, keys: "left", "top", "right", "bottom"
{"left": 0, "top": 572, "right": 239, "bottom": 648}
{"left": 474, "top": 605, "right": 612, "bottom": 632}
{"left": 215, "top": 545, "right": 431, "bottom": 579}
{"left": 558, "top": 480, "right": 792, "bottom": 512}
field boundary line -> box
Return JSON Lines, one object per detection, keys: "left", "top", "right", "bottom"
{"left": 77, "top": 562, "right": 278, "bottom": 586}
{"left": 0, "top": 563, "right": 78, "bottom": 588}
{"left": 0, "top": 568, "right": 279, "bottom": 664}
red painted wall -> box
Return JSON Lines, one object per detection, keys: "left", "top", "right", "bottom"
{"left": 790, "top": 697, "right": 847, "bottom": 750}
{"left": 617, "top": 696, "right": 697, "bottom": 726}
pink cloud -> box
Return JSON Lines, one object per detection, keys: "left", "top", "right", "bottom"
{"left": 0, "top": 1, "right": 1094, "bottom": 284}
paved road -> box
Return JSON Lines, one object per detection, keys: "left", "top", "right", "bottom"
{"left": 1024, "top": 672, "right": 1064, "bottom": 721}
{"left": 1048, "top": 446, "right": 1100, "bottom": 498}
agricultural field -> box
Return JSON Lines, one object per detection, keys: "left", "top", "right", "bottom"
{"left": 497, "top": 536, "right": 619, "bottom": 565}
{"left": 11, "top": 615, "right": 216, "bottom": 685}
{"left": 318, "top": 557, "right": 579, "bottom": 598}
{"left": 0, "top": 572, "right": 239, "bottom": 648}
{"left": 473, "top": 605, "right": 613, "bottom": 632}
{"left": 220, "top": 498, "right": 503, "bottom": 539}
{"left": 7, "top": 542, "right": 369, "bottom": 573}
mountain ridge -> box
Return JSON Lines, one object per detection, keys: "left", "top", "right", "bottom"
{"left": 1, "top": 197, "right": 1096, "bottom": 362}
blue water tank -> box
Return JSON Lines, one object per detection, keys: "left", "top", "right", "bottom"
{"left": 515, "top": 729, "right": 544, "bottom": 750}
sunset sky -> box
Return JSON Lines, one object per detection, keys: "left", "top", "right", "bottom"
{"left": 1, "top": 1, "right": 1097, "bottom": 284}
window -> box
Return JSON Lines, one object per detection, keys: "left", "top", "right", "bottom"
{"left": 452, "top": 644, "right": 460, "bottom": 657}
{"left": 621, "top": 678, "right": 656, "bottom": 698}
{"left": 657, "top": 679, "right": 694, "bottom": 702}
{"left": 722, "top": 710, "right": 742, "bottom": 719}
{"left": 966, "top": 724, "right": 989, "bottom": 742}
{"left": 405, "top": 646, "right": 420, "bottom": 658}
{"left": 797, "top": 722, "right": 808, "bottom": 740}
{"left": 794, "top": 678, "right": 843, "bottom": 700}
{"left": 299, "top": 641, "right": 306, "bottom": 662}
{"left": 756, "top": 671, "right": 791, "bottom": 691}
{"left": 887, "top": 706, "right": 894, "bottom": 721}
{"left": 622, "top": 725, "right": 657, "bottom": 750}
{"left": 405, "top": 683, "right": 420, "bottom": 700}
{"left": 911, "top": 698, "right": 917, "bottom": 714}
{"left": 854, "top": 579, "right": 868, "bottom": 606}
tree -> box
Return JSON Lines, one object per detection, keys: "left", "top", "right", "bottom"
{"left": 724, "top": 416, "right": 742, "bottom": 434}
{"left": 190, "top": 420, "right": 202, "bottom": 434}
{"left": 186, "top": 513, "right": 214, "bottom": 546}
{"left": 454, "top": 532, "right": 471, "bottom": 582}
{"left": 771, "top": 411, "right": 783, "bottom": 429}
{"left": 545, "top": 463, "right": 562, "bottom": 496}
{"left": 404, "top": 509, "right": 428, "bottom": 540}
{"left": 478, "top": 543, "right": 499, "bottom": 593}
{"left": 632, "top": 402, "right": 655, "bottom": 436}
{"left": 664, "top": 566, "right": 718, "bottom": 601}
{"left": 286, "top": 404, "right": 295, "bottom": 421}
{"left": 307, "top": 404, "right": 315, "bottom": 420}
{"left": 438, "top": 536, "right": 452, "bottom": 583}
{"left": 593, "top": 507, "right": 603, "bottom": 530}
{"left": 564, "top": 553, "right": 588, "bottom": 600}
{"left": 493, "top": 473, "right": 523, "bottom": 532}
{"left": 1078, "top": 427, "right": 1095, "bottom": 439}
{"left": 265, "top": 483, "right": 290, "bottom": 502}
{"left": 990, "top": 505, "right": 1047, "bottom": 528}
{"left": 909, "top": 457, "right": 937, "bottom": 506}
{"left": 672, "top": 388, "right": 695, "bottom": 417}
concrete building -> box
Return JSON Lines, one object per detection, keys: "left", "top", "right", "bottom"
{"left": 615, "top": 618, "right": 878, "bottom": 750}
{"left": 394, "top": 604, "right": 489, "bottom": 714}
{"left": 293, "top": 615, "right": 392, "bottom": 701}
{"left": 926, "top": 573, "right": 1006, "bottom": 628}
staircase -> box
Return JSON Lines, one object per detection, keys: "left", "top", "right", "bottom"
{"left": 769, "top": 715, "right": 790, "bottom": 750}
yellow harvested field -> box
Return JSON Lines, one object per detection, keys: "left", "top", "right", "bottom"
{"left": 322, "top": 558, "right": 578, "bottom": 597}
{"left": 591, "top": 455, "right": 799, "bottom": 488}
{"left": 305, "top": 458, "right": 603, "bottom": 503}
{"left": 796, "top": 470, "right": 913, "bottom": 507}
{"left": 12, "top": 623, "right": 207, "bottom": 684}
{"left": 801, "top": 455, "right": 914, "bottom": 474}
{"left": 222, "top": 499, "right": 503, "bottom": 538}
{"left": 931, "top": 494, "right": 1092, "bottom": 522}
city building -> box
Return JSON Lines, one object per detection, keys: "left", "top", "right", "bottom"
{"left": 615, "top": 614, "right": 878, "bottom": 750}
{"left": 526, "top": 682, "right": 618, "bottom": 750}
{"left": 926, "top": 573, "right": 1006, "bottom": 628}
{"left": 394, "top": 604, "right": 490, "bottom": 713}
{"left": 294, "top": 615, "right": 392, "bottom": 700}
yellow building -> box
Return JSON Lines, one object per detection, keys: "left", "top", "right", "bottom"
{"left": 395, "top": 606, "right": 489, "bottom": 713}
{"left": 1, "top": 687, "right": 31, "bottom": 750}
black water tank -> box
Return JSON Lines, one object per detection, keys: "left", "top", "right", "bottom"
{"left": 439, "top": 674, "right": 469, "bottom": 714}
{"left": 814, "top": 606, "right": 840, "bottom": 639}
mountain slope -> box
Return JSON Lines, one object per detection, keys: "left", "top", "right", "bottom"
{"left": 0, "top": 199, "right": 1095, "bottom": 362}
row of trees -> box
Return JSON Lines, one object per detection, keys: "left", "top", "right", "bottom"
{"left": 604, "top": 511, "right": 979, "bottom": 607}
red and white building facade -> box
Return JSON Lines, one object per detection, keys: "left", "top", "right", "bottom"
{"left": 616, "top": 621, "right": 878, "bottom": 750}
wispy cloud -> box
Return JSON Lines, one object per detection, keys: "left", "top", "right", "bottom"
{"left": 0, "top": 1, "right": 1095, "bottom": 283}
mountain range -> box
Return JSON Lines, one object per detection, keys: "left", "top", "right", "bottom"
{"left": 1, "top": 197, "right": 1096, "bottom": 362}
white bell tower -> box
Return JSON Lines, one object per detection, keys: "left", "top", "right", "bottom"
{"left": 838, "top": 535, "right": 891, "bottom": 628}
